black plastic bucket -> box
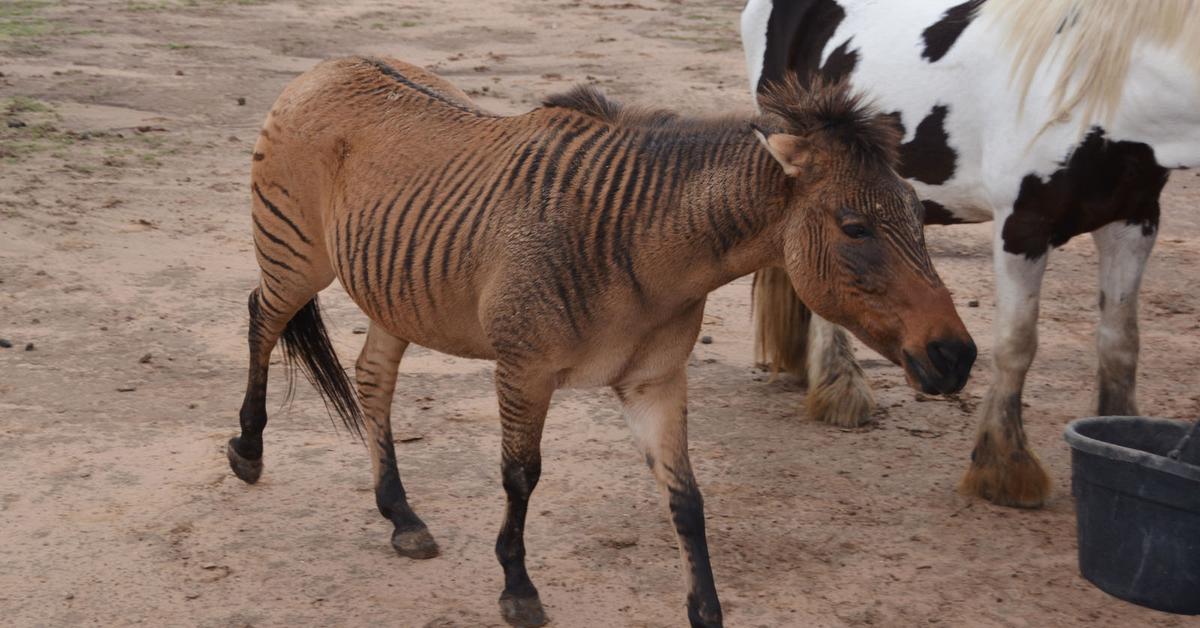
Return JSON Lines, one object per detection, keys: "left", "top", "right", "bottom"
{"left": 1063, "top": 416, "right": 1200, "bottom": 615}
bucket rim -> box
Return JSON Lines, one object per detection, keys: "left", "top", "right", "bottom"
{"left": 1063, "top": 416, "right": 1200, "bottom": 482}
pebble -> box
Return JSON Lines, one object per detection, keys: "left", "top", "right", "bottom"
{"left": 139, "top": 353, "right": 153, "bottom": 364}
{"left": 699, "top": 335, "right": 713, "bottom": 344}
{"left": 967, "top": 300, "right": 980, "bottom": 308}
{"left": 352, "top": 326, "right": 367, "bottom": 334}
{"left": 117, "top": 384, "right": 137, "bottom": 392}
{"left": 236, "top": 97, "right": 246, "bottom": 106}
{"left": 24, "top": 343, "right": 34, "bottom": 351}
{"left": 7, "top": 119, "right": 26, "bottom": 128}
{"left": 0, "top": 339, "right": 11, "bottom": 348}
{"left": 175, "top": 69, "right": 184, "bottom": 76}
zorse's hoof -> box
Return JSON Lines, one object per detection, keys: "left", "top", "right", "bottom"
{"left": 499, "top": 592, "right": 547, "bottom": 627}
{"left": 226, "top": 437, "right": 263, "bottom": 484}
{"left": 391, "top": 526, "right": 439, "bottom": 559}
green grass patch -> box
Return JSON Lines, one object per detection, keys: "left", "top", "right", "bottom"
{"left": 0, "top": 1, "right": 48, "bottom": 19}
{"left": 0, "top": 1, "right": 49, "bottom": 39}
{"left": 5, "top": 96, "right": 53, "bottom": 114}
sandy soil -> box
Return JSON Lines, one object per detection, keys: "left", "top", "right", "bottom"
{"left": 2, "top": 1, "right": 1199, "bottom": 626}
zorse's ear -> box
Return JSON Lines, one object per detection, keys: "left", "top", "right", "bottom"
{"left": 751, "top": 123, "right": 814, "bottom": 177}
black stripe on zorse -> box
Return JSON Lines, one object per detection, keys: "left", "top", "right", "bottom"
{"left": 372, "top": 188, "right": 404, "bottom": 295}
{"left": 536, "top": 119, "right": 592, "bottom": 220}
{"left": 256, "top": 247, "right": 297, "bottom": 274}
{"left": 420, "top": 152, "right": 492, "bottom": 306}
{"left": 360, "top": 57, "right": 496, "bottom": 117}
{"left": 253, "top": 183, "right": 311, "bottom": 244}
{"left": 252, "top": 215, "right": 309, "bottom": 262}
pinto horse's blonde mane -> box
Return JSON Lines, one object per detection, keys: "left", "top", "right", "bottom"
{"left": 983, "top": 0, "right": 1200, "bottom": 131}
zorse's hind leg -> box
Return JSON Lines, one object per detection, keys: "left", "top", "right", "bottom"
{"left": 355, "top": 323, "right": 438, "bottom": 559}
{"left": 960, "top": 226, "right": 1051, "bottom": 507}
{"left": 227, "top": 287, "right": 276, "bottom": 483}
{"left": 228, "top": 180, "right": 334, "bottom": 483}
{"left": 1092, "top": 221, "right": 1155, "bottom": 416}
{"left": 616, "top": 368, "right": 722, "bottom": 628}
{"left": 227, "top": 279, "right": 323, "bottom": 483}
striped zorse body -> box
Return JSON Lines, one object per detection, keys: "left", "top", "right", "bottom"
{"left": 226, "top": 56, "right": 973, "bottom": 627}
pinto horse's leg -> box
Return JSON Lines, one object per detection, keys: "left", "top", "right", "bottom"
{"left": 753, "top": 267, "right": 875, "bottom": 427}
{"left": 960, "top": 228, "right": 1051, "bottom": 507}
{"left": 805, "top": 314, "right": 875, "bottom": 427}
{"left": 616, "top": 368, "right": 722, "bottom": 628}
{"left": 1092, "top": 221, "right": 1156, "bottom": 416}
{"left": 492, "top": 362, "right": 554, "bottom": 628}
{"left": 354, "top": 323, "right": 437, "bottom": 559}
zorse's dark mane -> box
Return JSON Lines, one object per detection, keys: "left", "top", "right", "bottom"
{"left": 757, "top": 74, "right": 900, "bottom": 167}
{"left": 544, "top": 74, "right": 899, "bottom": 166}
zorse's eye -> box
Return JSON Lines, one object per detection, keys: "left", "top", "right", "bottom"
{"left": 841, "top": 222, "right": 871, "bottom": 239}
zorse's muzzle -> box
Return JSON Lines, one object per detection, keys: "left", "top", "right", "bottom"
{"left": 903, "top": 337, "right": 977, "bottom": 395}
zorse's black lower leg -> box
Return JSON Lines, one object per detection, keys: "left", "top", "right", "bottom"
{"left": 376, "top": 437, "right": 437, "bottom": 558}
{"left": 496, "top": 456, "right": 545, "bottom": 626}
{"left": 668, "top": 475, "right": 721, "bottom": 627}
{"left": 355, "top": 324, "right": 438, "bottom": 559}
{"left": 228, "top": 289, "right": 275, "bottom": 483}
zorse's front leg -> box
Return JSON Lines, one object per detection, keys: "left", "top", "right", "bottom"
{"left": 616, "top": 368, "right": 722, "bottom": 628}
{"left": 493, "top": 362, "right": 553, "bottom": 627}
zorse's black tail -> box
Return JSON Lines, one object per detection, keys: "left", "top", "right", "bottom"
{"left": 280, "top": 297, "right": 364, "bottom": 438}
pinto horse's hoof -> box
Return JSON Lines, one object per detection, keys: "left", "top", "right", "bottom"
{"left": 499, "top": 593, "right": 547, "bottom": 627}
{"left": 391, "top": 526, "right": 439, "bottom": 559}
{"left": 805, "top": 369, "right": 875, "bottom": 427}
{"left": 226, "top": 438, "right": 263, "bottom": 484}
{"left": 959, "top": 446, "right": 1051, "bottom": 508}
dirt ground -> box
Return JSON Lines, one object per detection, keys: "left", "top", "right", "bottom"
{"left": 2, "top": 1, "right": 1199, "bottom": 626}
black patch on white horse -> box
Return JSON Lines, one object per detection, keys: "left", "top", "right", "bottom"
{"left": 892, "top": 106, "right": 958, "bottom": 185}
{"left": 822, "top": 37, "right": 859, "bottom": 82}
{"left": 759, "top": 0, "right": 847, "bottom": 90}
{"left": 1001, "top": 128, "right": 1168, "bottom": 259}
{"left": 921, "top": 0, "right": 986, "bottom": 62}
{"left": 921, "top": 200, "right": 965, "bottom": 225}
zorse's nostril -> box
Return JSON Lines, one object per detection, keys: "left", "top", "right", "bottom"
{"left": 960, "top": 340, "right": 978, "bottom": 377}
{"left": 926, "top": 340, "right": 955, "bottom": 375}
{"left": 927, "top": 338, "right": 977, "bottom": 384}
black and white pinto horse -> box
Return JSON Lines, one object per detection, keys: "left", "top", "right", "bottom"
{"left": 742, "top": 0, "right": 1200, "bottom": 507}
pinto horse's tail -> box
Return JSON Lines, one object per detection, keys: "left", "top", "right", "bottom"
{"left": 280, "top": 297, "right": 364, "bottom": 438}
{"left": 752, "top": 267, "right": 810, "bottom": 379}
